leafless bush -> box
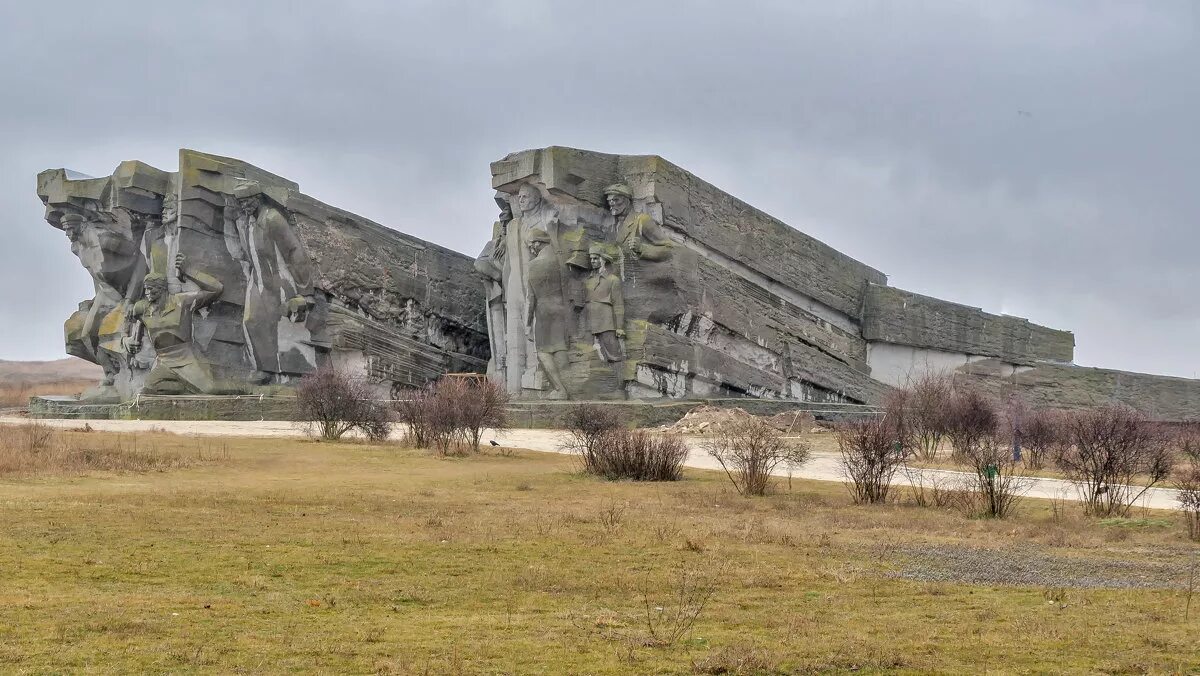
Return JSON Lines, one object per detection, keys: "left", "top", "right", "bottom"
{"left": 902, "top": 464, "right": 973, "bottom": 509}
{"left": 638, "top": 564, "right": 722, "bottom": 647}
{"left": 958, "top": 432, "right": 1030, "bottom": 518}
{"left": 1173, "top": 428, "right": 1200, "bottom": 540}
{"left": 1168, "top": 424, "right": 1200, "bottom": 463}
{"left": 703, "top": 417, "right": 811, "bottom": 496}
{"left": 394, "top": 377, "right": 508, "bottom": 454}
{"left": 394, "top": 386, "right": 435, "bottom": 448}
{"left": 423, "top": 384, "right": 466, "bottom": 455}
{"left": 572, "top": 562, "right": 722, "bottom": 656}
{"left": 1056, "top": 404, "right": 1174, "bottom": 517}
{"left": 1020, "top": 408, "right": 1068, "bottom": 470}
{"left": 1176, "top": 460, "right": 1200, "bottom": 541}
{"left": 943, "top": 385, "right": 999, "bottom": 462}
{"left": 357, "top": 408, "right": 396, "bottom": 443}
{"left": 907, "top": 371, "right": 953, "bottom": 460}
{"left": 561, "top": 403, "right": 625, "bottom": 458}
{"left": 444, "top": 377, "right": 509, "bottom": 451}
{"left": 294, "top": 367, "right": 392, "bottom": 441}
{"left": 579, "top": 429, "right": 688, "bottom": 481}
{"left": 1000, "top": 394, "right": 1029, "bottom": 450}
{"left": 837, "top": 414, "right": 906, "bottom": 504}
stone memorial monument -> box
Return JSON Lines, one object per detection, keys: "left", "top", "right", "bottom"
{"left": 35, "top": 145, "right": 1200, "bottom": 421}
{"left": 38, "top": 150, "right": 488, "bottom": 401}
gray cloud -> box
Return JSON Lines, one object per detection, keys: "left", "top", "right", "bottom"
{"left": 1, "top": 1, "right": 1196, "bottom": 376}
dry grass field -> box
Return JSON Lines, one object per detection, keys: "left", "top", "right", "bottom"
{"left": 0, "top": 357, "right": 101, "bottom": 407}
{"left": 0, "top": 379, "right": 95, "bottom": 407}
{"left": 1, "top": 426, "right": 1198, "bottom": 673}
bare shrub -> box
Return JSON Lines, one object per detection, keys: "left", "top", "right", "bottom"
{"left": 1177, "top": 460, "right": 1200, "bottom": 541}
{"left": 451, "top": 377, "right": 509, "bottom": 451}
{"left": 943, "top": 385, "right": 999, "bottom": 462}
{"left": 703, "top": 417, "right": 811, "bottom": 496}
{"left": 561, "top": 403, "right": 625, "bottom": 460}
{"left": 908, "top": 371, "right": 952, "bottom": 460}
{"left": 394, "top": 377, "right": 507, "bottom": 454}
{"left": 1020, "top": 408, "right": 1068, "bottom": 470}
{"left": 1168, "top": 424, "right": 1200, "bottom": 463}
{"left": 579, "top": 429, "right": 688, "bottom": 481}
{"left": 958, "top": 432, "right": 1030, "bottom": 518}
{"left": 1171, "top": 427, "right": 1200, "bottom": 540}
{"left": 294, "top": 367, "right": 392, "bottom": 441}
{"left": 394, "top": 386, "right": 435, "bottom": 448}
{"left": 572, "top": 562, "right": 722, "bottom": 656}
{"left": 638, "top": 565, "right": 722, "bottom": 647}
{"left": 902, "top": 464, "right": 973, "bottom": 509}
{"left": 837, "top": 414, "right": 906, "bottom": 505}
{"left": 1056, "top": 404, "right": 1174, "bottom": 517}
{"left": 357, "top": 407, "right": 396, "bottom": 443}
{"left": 423, "top": 384, "right": 466, "bottom": 455}
{"left": 1000, "top": 394, "right": 1029, "bottom": 453}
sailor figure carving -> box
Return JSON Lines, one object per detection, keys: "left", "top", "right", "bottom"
{"left": 127, "top": 254, "right": 234, "bottom": 394}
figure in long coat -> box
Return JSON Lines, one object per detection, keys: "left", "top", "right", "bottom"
{"left": 584, "top": 245, "right": 625, "bottom": 363}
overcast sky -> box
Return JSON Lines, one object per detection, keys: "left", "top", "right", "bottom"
{"left": 1, "top": 1, "right": 1196, "bottom": 377}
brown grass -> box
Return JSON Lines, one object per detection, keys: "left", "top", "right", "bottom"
{"left": 0, "top": 430, "right": 1197, "bottom": 672}
{"left": 0, "top": 378, "right": 96, "bottom": 407}
{"left": 0, "top": 423, "right": 225, "bottom": 477}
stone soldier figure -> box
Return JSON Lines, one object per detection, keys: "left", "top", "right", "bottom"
{"left": 524, "top": 229, "right": 571, "bottom": 398}
{"left": 59, "top": 212, "right": 143, "bottom": 388}
{"left": 604, "top": 183, "right": 674, "bottom": 262}
{"left": 127, "top": 254, "right": 234, "bottom": 394}
{"left": 232, "top": 181, "right": 318, "bottom": 381}
{"left": 474, "top": 192, "right": 513, "bottom": 373}
{"left": 502, "top": 183, "right": 589, "bottom": 391}
{"left": 584, "top": 244, "right": 625, "bottom": 362}
{"left": 141, "top": 191, "right": 178, "bottom": 280}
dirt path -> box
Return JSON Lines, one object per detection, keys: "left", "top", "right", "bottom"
{"left": 2, "top": 417, "right": 1183, "bottom": 511}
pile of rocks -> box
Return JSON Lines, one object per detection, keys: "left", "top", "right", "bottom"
{"left": 661, "top": 406, "right": 818, "bottom": 435}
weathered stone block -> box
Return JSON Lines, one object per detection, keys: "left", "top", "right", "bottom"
{"left": 862, "top": 283, "right": 1074, "bottom": 364}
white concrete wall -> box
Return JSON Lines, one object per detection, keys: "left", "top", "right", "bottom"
{"left": 866, "top": 341, "right": 1021, "bottom": 388}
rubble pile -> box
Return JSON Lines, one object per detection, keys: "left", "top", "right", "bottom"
{"left": 661, "top": 406, "right": 817, "bottom": 435}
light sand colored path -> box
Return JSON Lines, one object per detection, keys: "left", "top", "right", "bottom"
{"left": 1, "top": 417, "right": 1183, "bottom": 511}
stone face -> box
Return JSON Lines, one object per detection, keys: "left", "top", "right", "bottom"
{"left": 39, "top": 149, "right": 487, "bottom": 400}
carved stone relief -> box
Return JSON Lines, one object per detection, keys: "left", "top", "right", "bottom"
{"left": 40, "top": 149, "right": 489, "bottom": 402}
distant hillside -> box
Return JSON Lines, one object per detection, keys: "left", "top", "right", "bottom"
{"left": 0, "top": 357, "right": 102, "bottom": 385}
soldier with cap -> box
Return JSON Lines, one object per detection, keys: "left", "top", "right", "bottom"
{"left": 604, "top": 183, "right": 674, "bottom": 262}
{"left": 584, "top": 243, "right": 625, "bottom": 362}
